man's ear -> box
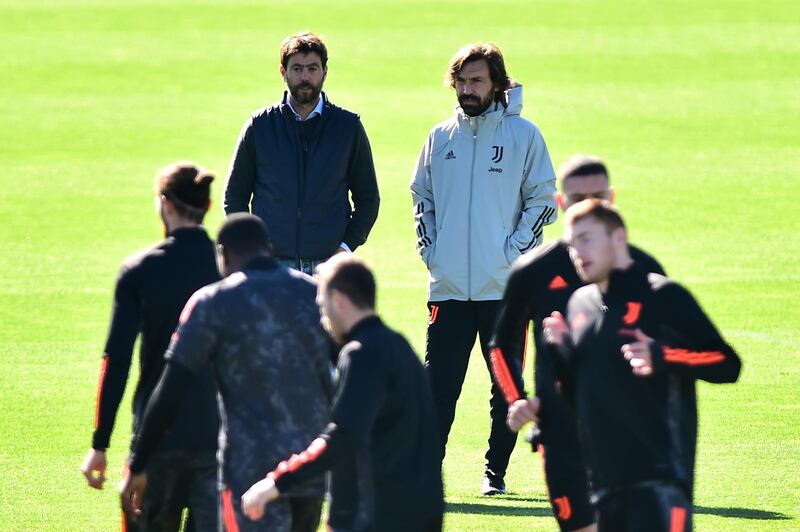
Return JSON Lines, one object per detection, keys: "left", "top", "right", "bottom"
{"left": 330, "top": 288, "right": 347, "bottom": 313}
{"left": 612, "top": 226, "right": 628, "bottom": 248}
{"left": 609, "top": 187, "right": 617, "bottom": 204}
{"left": 160, "top": 196, "right": 175, "bottom": 216}
{"left": 556, "top": 192, "right": 566, "bottom": 212}
{"left": 279, "top": 64, "right": 286, "bottom": 80}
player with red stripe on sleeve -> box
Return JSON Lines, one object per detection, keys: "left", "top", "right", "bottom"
{"left": 241, "top": 255, "right": 445, "bottom": 532}
{"left": 489, "top": 155, "right": 665, "bottom": 532}
{"left": 120, "top": 214, "right": 333, "bottom": 532}
{"left": 80, "top": 162, "right": 221, "bottom": 531}
{"left": 539, "top": 199, "right": 741, "bottom": 532}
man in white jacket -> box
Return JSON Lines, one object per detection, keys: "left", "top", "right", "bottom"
{"left": 411, "top": 42, "right": 557, "bottom": 495}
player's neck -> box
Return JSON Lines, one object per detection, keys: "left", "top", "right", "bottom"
{"left": 615, "top": 254, "right": 634, "bottom": 272}
{"left": 342, "top": 309, "right": 376, "bottom": 336}
{"left": 598, "top": 255, "right": 634, "bottom": 293}
{"left": 166, "top": 219, "right": 199, "bottom": 233}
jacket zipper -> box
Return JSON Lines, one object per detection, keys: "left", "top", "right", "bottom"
{"left": 297, "top": 127, "right": 306, "bottom": 261}
{"left": 468, "top": 118, "right": 478, "bottom": 299}
{"left": 292, "top": 102, "right": 328, "bottom": 260}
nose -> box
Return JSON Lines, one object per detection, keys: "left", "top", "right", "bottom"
{"left": 571, "top": 246, "right": 586, "bottom": 263}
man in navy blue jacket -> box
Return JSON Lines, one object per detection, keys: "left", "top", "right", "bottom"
{"left": 223, "top": 31, "right": 380, "bottom": 274}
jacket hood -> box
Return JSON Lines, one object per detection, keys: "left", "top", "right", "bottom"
{"left": 504, "top": 85, "right": 523, "bottom": 116}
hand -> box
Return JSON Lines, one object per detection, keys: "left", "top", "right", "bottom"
{"left": 621, "top": 328, "right": 655, "bottom": 377}
{"left": 119, "top": 470, "right": 147, "bottom": 522}
{"left": 543, "top": 311, "right": 569, "bottom": 346}
{"left": 80, "top": 449, "right": 107, "bottom": 489}
{"left": 507, "top": 397, "right": 540, "bottom": 432}
{"left": 241, "top": 475, "right": 280, "bottom": 521}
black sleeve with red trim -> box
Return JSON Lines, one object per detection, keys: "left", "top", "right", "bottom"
{"left": 650, "top": 282, "right": 741, "bottom": 383}
{"left": 273, "top": 345, "right": 386, "bottom": 493}
{"left": 488, "top": 265, "right": 532, "bottom": 404}
{"left": 127, "top": 361, "right": 194, "bottom": 473}
{"left": 92, "top": 264, "right": 143, "bottom": 450}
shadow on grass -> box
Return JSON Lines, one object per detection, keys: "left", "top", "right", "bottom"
{"left": 489, "top": 495, "right": 549, "bottom": 503}
{"left": 446, "top": 501, "right": 551, "bottom": 517}
{"left": 447, "top": 500, "right": 792, "bottom": 521}
{"left": 695, "top": 506, "right": 792, "bottom": 520}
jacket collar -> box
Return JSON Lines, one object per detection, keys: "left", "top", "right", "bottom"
{"left": 455, "top": 85, "right": 522, "bottom": 131}
{"left": 283, "top": 91, "right": 325, "bottom": 121}
{"left": 602, "top": 262, "right": 649, "bottom": 304}
{"left": 167, "top": 226, "right": 208, "bottom": 240}
{"left": 456, "top": 99, "right": 505, "bottom": 129}
{"left": 242, "top": 255, "right": 279, "bottom": 272}
{"left": 280, "top": 91, "right": 332, "bottom": 136}
{"left": 281, "top": 90, "right": 330, "bottom": 110}
{"left": 344, "top": 314, "right": 382, "bottom": 342}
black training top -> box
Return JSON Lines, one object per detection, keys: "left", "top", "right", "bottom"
{"left": 557, "top": 263, "right": 741, "bottom": 499}
{"left": 92, "top": 227, "right": 220, "bottom": 451}
{"left": 489, "top": 239, "right": 665, "bottom": 438}
{"left": 272, "top": 316, "right": 445, "bottom": 531}
{"left": 129, "top": 257, "right": 332, "bottom": 498}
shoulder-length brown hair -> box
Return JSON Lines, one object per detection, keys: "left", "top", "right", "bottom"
{"left": 445, "top": 43, "right": 510, "bottom": 102}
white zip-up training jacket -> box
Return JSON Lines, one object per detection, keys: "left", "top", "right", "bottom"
{"left": 411, "top": 86, "right": 557, "bottom": 302}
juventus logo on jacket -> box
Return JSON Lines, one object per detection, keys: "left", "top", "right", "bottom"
{"left": 491, "top": 145, "right": 504, "bottom": 163}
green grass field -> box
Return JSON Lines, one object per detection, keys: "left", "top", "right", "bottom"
{"left": 1, "top": 0, "right": 798, "bottom": 530}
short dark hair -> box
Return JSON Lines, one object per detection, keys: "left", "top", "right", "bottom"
{"left": 316, "top": 255, "right": 376, "bottom": 310}
{"left": 280, "top": 31, "right": 328, "bottom": 69}
{"left": 563, "top": 199, "right": 626, "bottom": 233}
{"left": 558, "top": 155, "right": 609, "bottom": 188}
{"left": 155, "top": 162, "right": 214, "bottom": 223}
{"left": 446, "top": 43, "right": 510, "bottom": 102}
{"left": 217, "top": 213, "right": 272, "bottom": 257}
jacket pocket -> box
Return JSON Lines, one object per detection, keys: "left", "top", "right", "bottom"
{"left": 422, "top": 241, "right": 436, "bottom": 270}
{"left": 503, "top": 236, "right": 522, "bottom": 266}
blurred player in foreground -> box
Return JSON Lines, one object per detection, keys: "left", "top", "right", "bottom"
{"left": 241, "top": 255, "right": 445, "bottom": 532}
{"left": 81, "top": 162, "right": 220, "bottom": 531}
{"left": 120, "top": 214, "right": 333, "bottom": 532}
{"left": 489, "top": 155, "right": 664, "bottom": 531}
{"left": 536, "top": 200, "right": 740, "bottom": 531}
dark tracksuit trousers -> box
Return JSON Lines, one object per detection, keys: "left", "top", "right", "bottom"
{"left": 125, "top": 450, "right": 217, "bottom": 532}
{"left": 595, "top": 482, "right": 692, "bottom": 532}
{"left": 425, "top": 300, "right": 523, "bottom": 477}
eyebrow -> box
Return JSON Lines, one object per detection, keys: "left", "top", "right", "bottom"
{"left": 570, "top": 229, "right": 591, "bottom": 242}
